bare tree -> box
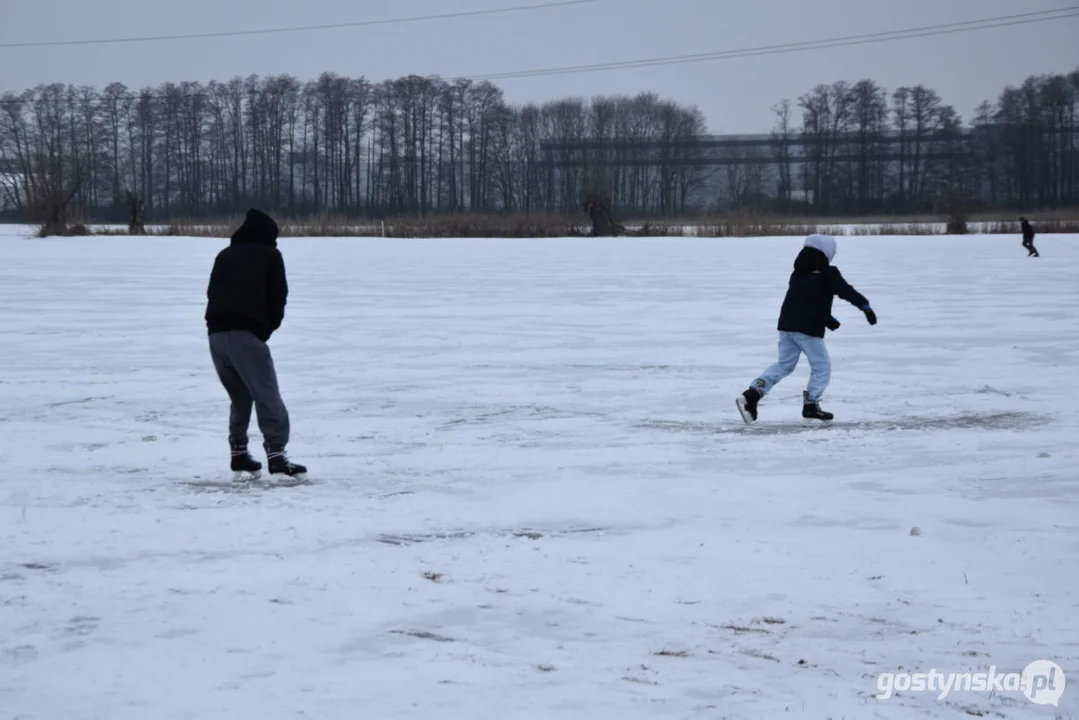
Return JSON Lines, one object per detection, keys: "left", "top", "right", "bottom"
{"left": 770, "top": 99, "right": 795, "bottom": 210}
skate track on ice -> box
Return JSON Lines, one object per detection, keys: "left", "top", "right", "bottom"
{"left": 1, "top": 229, "right": 1078, "bottom": 719}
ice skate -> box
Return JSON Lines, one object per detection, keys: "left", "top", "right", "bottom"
{"left": 266, "top": 446, "right": 308, "bottom": 484}
{"left": 801, "top": 391, "right": 834, "bottom": 422}
{"left": 230, "top": 445, "right": 262, "bottom": 482}
{"left": 736, "top": 387, "right": 762, "bottom": 424}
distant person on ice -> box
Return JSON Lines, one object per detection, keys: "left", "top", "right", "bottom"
{"left": 736, "top": 234, "right": 876, "bottom": 424}
{"left": 1019, "top": 217, "right": 1040, "bottom": 257}
{"left": 205, "top": 208, "right": 307, "bottom": 479}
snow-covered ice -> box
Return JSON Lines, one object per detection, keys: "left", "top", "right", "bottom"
{"left": 1, "top": 231, "right": 1077, "bottom": 719}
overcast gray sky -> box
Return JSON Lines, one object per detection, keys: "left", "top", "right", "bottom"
{"left": 0, "top": 0, "right": 1075, "bottom": 133}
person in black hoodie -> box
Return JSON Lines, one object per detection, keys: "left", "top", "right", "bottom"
{"left": 205, "top": 208, "right": 307, "bottom": 479}
{"left": 1019, "top": 217, "right": 1039, "bottom": 257}
{"left": 736, "top": 234, "right": 877, "bottom": 424}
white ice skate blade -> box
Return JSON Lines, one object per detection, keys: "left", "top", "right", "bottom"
{"left": 267, "top": 473, "right": 311, "bottom": 487}
{"left": 181, "top": 471, "right": 312, "bottom": 491}
{"left": 735, "top": 396, "right": 756, "bottom": 425}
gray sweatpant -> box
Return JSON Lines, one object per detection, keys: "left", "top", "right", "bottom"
{"left": 208, "top": 330, "right": 290, "bottom": 450}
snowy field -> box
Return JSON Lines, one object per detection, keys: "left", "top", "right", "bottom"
{"left": 1, "top": 230, "right": 1077, "bottom": 719}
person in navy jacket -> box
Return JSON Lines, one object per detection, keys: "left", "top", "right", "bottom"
{"left": 736, "top": 234, "right": 877, "bottom": 423}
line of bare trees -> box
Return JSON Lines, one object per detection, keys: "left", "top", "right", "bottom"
{"left": 763, "top": 70, "right": 1079, "bottom": 215}
{"left": 0, "top": 74, "right": 705, "bottom": 224}
{"left": 0, "top": 68, "right": 1075, "bottom": 224}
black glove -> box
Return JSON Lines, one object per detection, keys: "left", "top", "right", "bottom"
{"left": 862, "top": 306, "right": 877, "bottom": 325}
{"left": 826, "top": 316, "right": 841, "bottom": 331}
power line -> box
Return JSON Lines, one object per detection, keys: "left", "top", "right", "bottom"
{"left": 0, "top": 0, "right": 596, "bottom": 49}
{"left": 0, "top": 7, "right": 1075, "bottom": 105}
{"left": 454, "top": 7, "right": 1079, "bottom": 81}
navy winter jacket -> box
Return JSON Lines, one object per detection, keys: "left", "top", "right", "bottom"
{"left": 776, "top": 245, "right": 869, "bottom": 338}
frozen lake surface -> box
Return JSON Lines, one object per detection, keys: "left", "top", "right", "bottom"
{"left": 1, "top": 232, "right": 1077, "bottom": 718}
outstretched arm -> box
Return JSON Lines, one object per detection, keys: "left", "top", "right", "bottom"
{"left": 827, "top": 267, "right": 876, "bottom": 324}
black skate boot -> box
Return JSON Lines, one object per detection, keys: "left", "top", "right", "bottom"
{"left": 266, "top": 446, "right": 308, "bottom": 481}
{"left": 230, "top": 444, "right": 262, "bottom": 480}
{"left": 736, "top": 386, "right": 762, "bottom": 424}
{"left": 802, "top": 391, "right": 834, "bottom": 421}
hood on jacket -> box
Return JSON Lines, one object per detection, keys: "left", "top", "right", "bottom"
{"left": 804, "top": 233, "right": 836, "bottom": 262}
{"left": 230, "top": 208, "right": 279, "bottom": 246}
{"left": 793, "top": 234, "right": 836, "bottom": 274}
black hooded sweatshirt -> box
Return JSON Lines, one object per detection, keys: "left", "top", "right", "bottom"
{"left": 1020, "top": 218, "right": 1035, "bottom": 242}
{"left": 776, "top": 246, "right": 869, "bottom": 338}
{"left": 205, "top": 209, "right": 288, "bottom": 342}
